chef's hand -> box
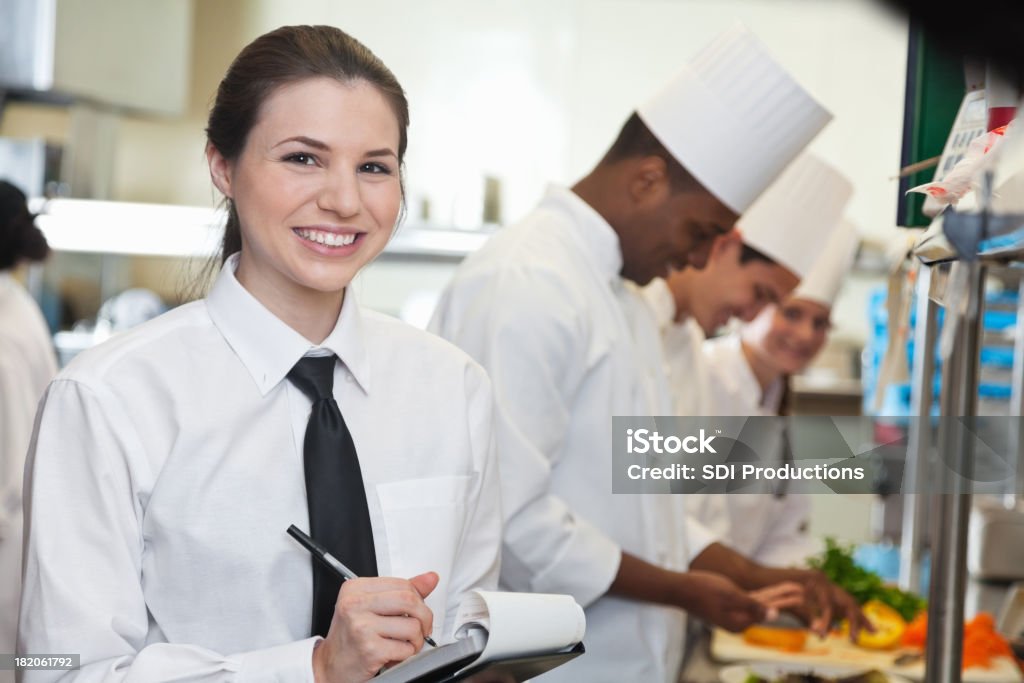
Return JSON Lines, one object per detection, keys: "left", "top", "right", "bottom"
{"left": 689, "top": 543, "right": 871, "bottom": 640}
{"left": 312, "top": 572, "right": 439, "bottom": 683}
{"left": 748, "top": 581, "right": 807, "bottom": 621}
{"left": 776, "top": 569, "right": 869, "bottom": 640}
{"left": 677, "top": 570, "right": 772, "bottom": 632}
{"left": 831, "top": 582, "right": 871, "bottom": 642}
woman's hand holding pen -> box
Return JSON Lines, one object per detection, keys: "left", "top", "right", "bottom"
{"left": 312, "top": 572, "right": 439, "bottom": 683}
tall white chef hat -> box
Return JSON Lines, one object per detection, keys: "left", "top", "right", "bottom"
{"left": 637, "top": 24, "right": 833, "bottom": 214}
{"left": 793, "top": 219, "right": 860, "bottom": 307}
{"left": 739, "top": 153, "right": 853, "bottom": 279}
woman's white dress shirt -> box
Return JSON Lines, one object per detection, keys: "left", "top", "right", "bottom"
{"left": 0, "top": 273, "right": 57, "bottom": 682}
{"left": 429, "top": 186, "right": 715, "bottom": 683}
{"left": 690, "top": 334, "right": 818, "bottom": 567}
{"left": 19, "top": 256, "right": 502, "bottom": 682}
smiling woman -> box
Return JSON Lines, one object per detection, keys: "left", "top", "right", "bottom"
{"left": 18, "top": 25, "right": 502, "bottom": 683}
{"left": 743, "top": 298, "right": 833, "bottom": 379}
{"left": 205, "top": 25, "right": 409, "bottom": 343}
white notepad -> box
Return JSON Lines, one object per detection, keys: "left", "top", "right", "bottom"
{"left": 375, "top": 591, "right": 586, "bottom": 683}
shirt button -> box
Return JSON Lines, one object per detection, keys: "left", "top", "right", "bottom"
{"left": 345, "top": 373, "right": 354, "bottom": 383}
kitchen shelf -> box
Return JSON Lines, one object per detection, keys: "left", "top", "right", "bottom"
{"left": 902, "top": 197, "right": 1024, "bottom": 682}
{"left": 29, "top": 197, "right": 495, "bottom": 262}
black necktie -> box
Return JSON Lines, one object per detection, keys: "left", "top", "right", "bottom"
{"left": 288, "top": 355, "right": 377, "bottom": 637}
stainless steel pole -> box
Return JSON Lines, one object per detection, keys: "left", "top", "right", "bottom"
{"left": 925, "top": 290, "right": 964, "bottom": 683}
{"left": 900, "top": 264, "right": 937, "bottom": 594}
{"left": 925, "top": 261, "right": 985, "bottom": 683}
{"left": 1009, "top": 278, "right": 1024, "bottom": 504}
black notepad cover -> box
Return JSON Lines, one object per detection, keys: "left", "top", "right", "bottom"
{"left": 427, "top": 642, "right": 585, "bottom": 683}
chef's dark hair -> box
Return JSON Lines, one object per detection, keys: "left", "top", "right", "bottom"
{"left": 738, "top": 243, "right": 776, "bottom": 265}
{"left": 601, "top": 113, "right": 704, "bottom": 193}
{"left": 0, "top": 180, "right": 49, "bottom": 271}
{"left": 206, "top": 25, "right": 409, "bottom": 265}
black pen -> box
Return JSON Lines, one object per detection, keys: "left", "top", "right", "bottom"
{"left": 287, "top": 524, "right": 438, "bottom": 647}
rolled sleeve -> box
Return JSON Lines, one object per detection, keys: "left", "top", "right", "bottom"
{"left": 685, "top": 515, "right": 719, "bottom": 565}
{"left": 430, "top": 266, "right": 622, "bottom": 608}
{"left": 518, "top": 505, "right": 621, "bottom": 605}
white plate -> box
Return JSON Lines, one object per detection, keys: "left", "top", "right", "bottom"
{"left": 720, "top": 662, "right": 913, "bottom": 683}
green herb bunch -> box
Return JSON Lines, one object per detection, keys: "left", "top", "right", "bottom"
{"left": 806, "top": 538, "right": 926, "bottom": 622}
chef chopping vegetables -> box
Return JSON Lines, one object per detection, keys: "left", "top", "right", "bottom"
{"left": 431, "top": 24, "right": 867, "bottom": 683}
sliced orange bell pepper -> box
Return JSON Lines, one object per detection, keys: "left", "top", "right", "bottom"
{"left": 742, "top": 625, "right": 808, "bottom": 652}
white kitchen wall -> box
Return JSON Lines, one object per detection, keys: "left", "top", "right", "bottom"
{"left": 2, "top": 0, "right": 908, "bottom": 341}
{"left": 101, "top": 0, "right": 910, "bottom": 234}
{"left": 324, "top": 0, "right": 578, "bottom": 230}
{"left": 810, "top": 494, "right": 876, "bottom": 546}
{"left": 106, "top": 0, "right": 907, "bottom": 344}
{"left": 562, "top": 1, "right": 908, "bottom": 236}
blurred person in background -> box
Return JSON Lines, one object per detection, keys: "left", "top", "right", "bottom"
{"left": 642, "top": 154, "right": 851, "bottom": 417}
{"left": 691, "top": 222, "right": 861, "bottom": 567}
{"left": 0, "top": 179, "right": 57, "bottom": 681}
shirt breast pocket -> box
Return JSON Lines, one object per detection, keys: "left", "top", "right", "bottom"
{"left": 375, "top": 475, "right": 474, "bottom": 628}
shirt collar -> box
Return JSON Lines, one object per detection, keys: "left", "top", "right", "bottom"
{"left": 206, "top": 253, "right": 371, "bottom": 396}
{"left": 540, "top": 185, "right": 624, "bottom": 285}
{"left": 640, "top": 278, "right": 679, "bottom": 329}
{"left": 762, "top": 377, "right": 785, "bottom": 412}
{"left": 730, "top": 335, "right": 780, "bottom": 411}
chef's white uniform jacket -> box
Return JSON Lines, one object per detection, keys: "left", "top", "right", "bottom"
{"left": 690, "top": 334, "right": 818, "bottom": 567}
{"left": 429, "top": 186, "right": 716, "bottom": 683}
{"left": 19, "top": 256, "right": 501, "bottom": 682}
{"left": 0, "top": 273, "right": 56, "bottom": 680}
{"left": 639, "top": 278, "right": 710, "bottom": 417}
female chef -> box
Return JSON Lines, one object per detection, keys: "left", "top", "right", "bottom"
{"left": 18, "top": 25, "right": 501, "bottom": 683}
{"left": 693, "top": 221, "right": 860, "bottom": 567}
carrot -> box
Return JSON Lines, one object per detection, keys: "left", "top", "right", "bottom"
{"left": 899, "top": 611, "right": 1012, "bottom": 669}
{"left": 901, "top": 612, "right": 927, "bottom": 648}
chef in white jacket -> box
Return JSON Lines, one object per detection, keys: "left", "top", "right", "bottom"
{"left": 0, "top": 181, "right": 57, "bottom": 683}
{"left": 642, "top": 154, "right": 853, "bottom": 418}
{"left": 430, "top": 25, "right": 841, "bottom": 683}
{"left": 693, "top": 221, "right": 861, "bottom": 567}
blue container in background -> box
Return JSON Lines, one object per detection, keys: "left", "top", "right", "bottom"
{"left": 854, "top": 542, "right": 931, "bottom": 596}
{"left": 863, "top": 285, "right": 1017, "bottom": 417}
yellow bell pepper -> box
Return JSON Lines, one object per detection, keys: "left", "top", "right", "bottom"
{"left": 844, "top": 599, "right": 907, "bottom": 650}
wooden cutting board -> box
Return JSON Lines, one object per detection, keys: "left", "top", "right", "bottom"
{"left": 711, "top": 629, "right": 1022, "bottom": 682}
